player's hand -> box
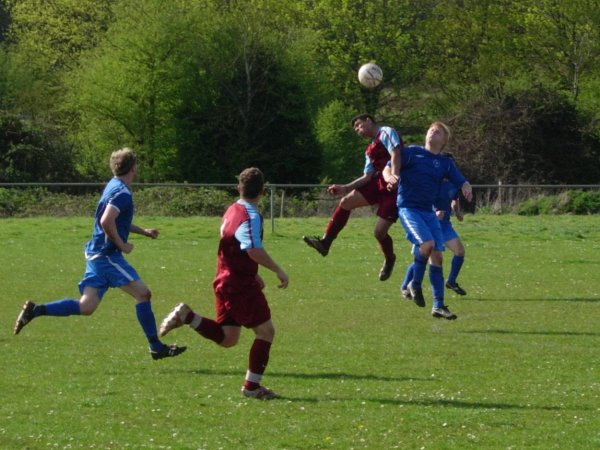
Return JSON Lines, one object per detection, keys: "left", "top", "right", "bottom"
{"left": 326, "top": 184, "right": 345, "bottom": 196}
{"left": 462, "top": 182, "right": 473, "bottom": 202}
{"left": 386, "top": 179, "right": 398, "bottom": 191}
{"left": 455, "top": 209, "right": 464, "bottom": 222}
{"left": 121, "top": 242, "right": 134, "bottom": 254}
{"left": 276, "top": 269, "right": 289, "bottom": 289}
{"left": 436, "top": 210, "right": 445, "bottom": 220}
{"left": 145, "top": 228, "right": 159, "bottom": 239}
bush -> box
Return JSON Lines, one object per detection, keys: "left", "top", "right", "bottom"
{"left": 517, "top": 190, "right": 600, "bottom": 215}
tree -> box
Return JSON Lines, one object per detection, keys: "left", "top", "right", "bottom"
{"left": 449, "top": 85, "right": 600, "bottom": 184}
{"left": 0, "top": 112, "right": 77, "bottom": 182}
{"left": 518, "top": 0, "right": 600, "bottom": 101}
{"left": 314, "top": 100, "right": 362, "bottom": 182}
{"left": 175, "top": 0, "right": 323, "bottom": 183}
{"left": 301, "top": 0, "right": 427, "bottom": 118}
{"left": 4, "top": 0, "right": 113, "bottom": 117}
{"left": 66, "top": 0, "right": 202, "bottom": 180}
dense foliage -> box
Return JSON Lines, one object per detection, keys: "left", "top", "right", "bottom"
{"left": 1, "top": 0, "right": 600, "bottom": 184}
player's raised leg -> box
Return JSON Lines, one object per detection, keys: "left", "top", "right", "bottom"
{"left": 445, "top": 237, "right": 467, "bottom": 295}
{"left": 303, "top": 189, "right": 368, "bottom": 256}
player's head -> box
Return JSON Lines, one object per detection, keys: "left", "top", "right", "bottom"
{"left": 110, "top": 148, "right": 137, "bottom": 177}
{"left": 238, "top": 167, "right": 265, "bottom": 200}
{"left": 351, "top": 113, "right": 377, "bottom": 138}
{"left": 426, "top": 122, "right": 451, "bottom": 152}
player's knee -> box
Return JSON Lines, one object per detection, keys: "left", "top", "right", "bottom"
{"left": 257, "top": 325, "right": 275, "bottom": 342}
{"left": 420, "top": 241, "right": 434, "bottom": 256}
{"left": 219, "top": 336, "right": 239, "bottom": 348}
{"left": 78, "top": 302, "right": 97, "bottom": 316}
{"left": 373, "top": 228, "right": 387, "bottom": 241}
{"left": 138, "top": 290, "right": 152, "bottom": 302}
{"left": 338, "top": 195, "right": 355, "bottom": 210}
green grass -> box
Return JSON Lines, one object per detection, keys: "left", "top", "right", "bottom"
{"left": 1, "top": 215, "right": 600, "bottom": 449}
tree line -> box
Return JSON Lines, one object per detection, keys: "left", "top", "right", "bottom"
{"left": 1, "top": 0, "right": 600, "bottom": 185}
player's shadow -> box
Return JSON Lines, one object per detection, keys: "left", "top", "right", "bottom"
{"left": 187, "top": 368, "right": 430, "bottom": 383}
{"left": 473, "top": 297, "right": 600, "bottom": 303}
{"left": 277, "top": 396, "right": 566, "bottom": 411}
{"left": 462, "top": 329, "right": 600, "bottom": 337}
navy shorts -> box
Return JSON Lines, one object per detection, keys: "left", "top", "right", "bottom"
{"left": 398, "top": 208, "right": 445, "bottom": 251}
{"left": 79, "top": 253, "right": 140, "bottom": 299}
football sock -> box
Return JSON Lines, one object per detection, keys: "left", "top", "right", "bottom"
{"left": 323, "top": 207, "right": 351, "bottom": 244}
{"left": 190, "top": 315, "right": 225, "bottom": 344}
{"left": 243, "top": 339, "right": 272, "bottom": 390}
{"left": 377, "top": 234, "right": 394, "bottom": 259}
{"left": 401, "top": 264, "right": 414, "bottom": 290}
{"left": 38, "top": 299, "right": 80, "bottom": 317}
{"left": 429, "top": 265, "right": 445, "bottom": 308}
{"left": 411, "top": 254, "right": 427, "bottom": 289}
{"left": 135, "top": 301, "right": 162, "bottom": 350}
{"left": 447, "top": 255, "right": 464, "bottom": 285}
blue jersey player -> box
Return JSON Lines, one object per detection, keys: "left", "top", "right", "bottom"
{"left": 13, "top": 148, "right": 186, "bottom": 360}
{"left": 383, "top": 123, "right": 472, "bottom": 320}
{"left": 401, "top": 174, "right": 468, "bottom": 301}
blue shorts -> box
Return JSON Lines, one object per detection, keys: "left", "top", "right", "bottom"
{"left": 440, "top": 220, "right": 459, "bottom": 243}
{"left": 79, "top": 253, "right": 140, "bottom": 299}
{"left": 399, "top": 208, "right": 445, "bottom": 251}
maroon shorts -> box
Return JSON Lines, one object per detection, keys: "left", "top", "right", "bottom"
{"left": 214, "top": 282, "right": 271, "bottom": 329}
{"left": 357, "top": 177, "right": 398, "bottom": 222}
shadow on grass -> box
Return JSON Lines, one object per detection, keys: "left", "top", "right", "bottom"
{"left": 463, "top": 329, "right": 600, "bottom": 337}
{"left": 471, "top": 297, "right": 600, "bottom": 303}
{"left": 277, "top": 396, "right": 565, "bottom": 411}
{"left": 181, "top": 368, "right": 430, "bottom": 383}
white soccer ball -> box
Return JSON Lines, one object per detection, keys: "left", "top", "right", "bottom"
{"left": 358, "top": 63, "right": 383, "bottom": 88}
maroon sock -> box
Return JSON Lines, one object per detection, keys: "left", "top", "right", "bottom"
{"left": 243, "top": 339, "right": 272, "bottom": 390}
{"left": 377, "top": 234, "right": 395, "bottom": 259}
{"left": 324, "top": 207, "right": 351, "bottom": 243}
{"left": 192, "top": 316, "right": 225, "bottom": 344}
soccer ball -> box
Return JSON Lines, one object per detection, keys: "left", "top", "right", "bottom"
{"left": 358, "top": 63, "right": 383, "bottom": 88}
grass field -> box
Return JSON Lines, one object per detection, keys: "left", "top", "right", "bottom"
{"left": 1, "top": 215, "right": 600, "bottom": 449}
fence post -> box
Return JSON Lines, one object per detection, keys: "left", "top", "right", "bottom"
{"left": 269, "top": 185, "right": 275, "bottom": 233}
{"left": 497, "top": 180, "right": 502, "bottom": 212}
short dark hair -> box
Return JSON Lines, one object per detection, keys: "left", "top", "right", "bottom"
{"left": 351, "top": 113, "right": 375, "bottom": 127}
{"left": 238, "top": 167, "right": 265, "bottom": 199}
{"left": 110, "top": 148, "right": 137, "bottom": 176}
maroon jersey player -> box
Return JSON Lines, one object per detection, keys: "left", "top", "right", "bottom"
{"left": 303, "top": 114, "right": 403, "bottom": 281}
{"left": 159, "top": 168, "right": 288, "bottom": 400}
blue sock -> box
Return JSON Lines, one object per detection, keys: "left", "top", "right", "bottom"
{"left": 401, "top": 264, "right": 414, "bottom": 290}
{"left": 447, "top": 256, "right": 464, "bottom": 285}
{"left": 38, "top": 299, "right": 80, "bottom": 317}
{"left": 429, "top": 265, "right": 445, "bottom": 308}
{"left": 411, "top": 254, "right": 427, "bottom": 289}
{"left": 135, "top": 301, "right": 162, "bottom": 351}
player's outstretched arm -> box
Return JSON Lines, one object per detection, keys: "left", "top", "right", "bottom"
{"left": 130, "top": 224, "right": 159, "bottom": 239}
{"left": 327, "top": 172, "right": 372, "bottom": 196}
{"left": 247, "top": 248, "right": 289, "bottom": 289}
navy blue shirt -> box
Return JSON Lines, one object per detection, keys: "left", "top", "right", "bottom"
{"left": 434, "top": 179, "right": 459, "bottom": 224}
{"left": 397, "top": 145, "right": 467, "bottom": 211}
{"left": 85, "top": 177, "right": 134, "bottom": 259}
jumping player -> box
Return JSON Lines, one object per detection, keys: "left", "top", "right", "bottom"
{"left": 303, "top": 114, "right": 403, "bottom": 281}
{"left": 401, "top": 173, "right": 468, "bottom": 299}
{"left": 159, "top": 167, "right": 289, "bottom": 400}
{"left": 13, "top": 148, "right": 186, "bottom": 360}
{"left": 384, "top": 122, "right": 472, "bottom": 320}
